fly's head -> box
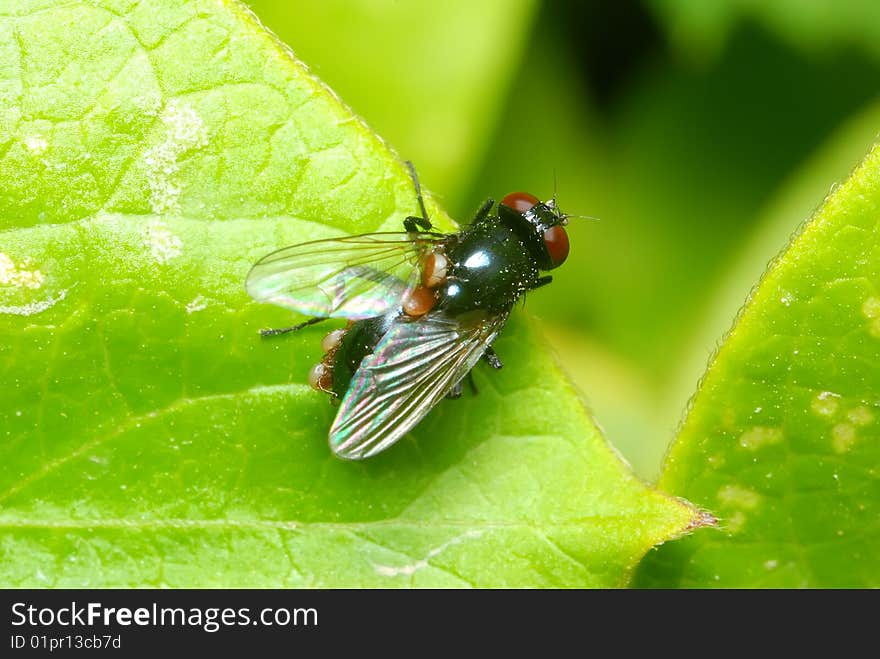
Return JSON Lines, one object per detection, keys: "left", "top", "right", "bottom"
{"left": 497, "top": 192, "right": 570, "bottom": 271}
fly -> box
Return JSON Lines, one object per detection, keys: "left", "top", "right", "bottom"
{"left": 246, "top": 162, "right": 571, "bottom": 460}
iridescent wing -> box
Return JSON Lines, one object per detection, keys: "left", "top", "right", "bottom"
{"left": 246, "top": 232, "right": 444, "bottom": 320}
{"left": 330, "top": 309, "right": 510, "bottom": 459}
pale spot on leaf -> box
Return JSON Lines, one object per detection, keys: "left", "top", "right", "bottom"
{"left": 0, "top": 253, "right": 45, "bottom": 289}
{"left": 831, "top": 423, "right": 856, "bottom": 454}
{"left": 846, "top": 406, "right": 873, "bottom": 427}
{"left": 726, "top": 511, "right": 747, "bottom": 534}
{"left": 861, "top": 296, "right": 880, "bottom": 319}
{"left": 143, "top": 100, "right": 208, "bottom": 214}
{"left": 738, "top": 426, "right": 783, "bottom": 451}
{"left": 23, "top": 134, "right": 48, "bottom": 154}
{"left": 717, "top": 484, "right": 761, "bottom": 510}
{"left": 811, "top": 391, "right": 840, "bottom": 417}
{"left": 144, "top": 219, "right": 183, "bottom": 264}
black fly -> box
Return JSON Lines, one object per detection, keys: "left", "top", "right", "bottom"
{"left": 246, "top": 163, "right": 570, "bottom": 459}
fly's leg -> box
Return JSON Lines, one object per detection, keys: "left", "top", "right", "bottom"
{"left": 483, "top": 345, "right": 503, "bottom": 369}
{"left": 530, "top": 275, "right": 552, "bottom": 291}
{"left": 260, "top": 316, "right": 327, "bottom": 337}
{"left": 404, "top": 215, "right": 432, "bottom": 232}
{"left": 473, "top": 198, "right": 495, "bottom": 223}
{"left": 448, "top": 358, "right": 497, "bottom": 400}
{"left": 457, "top": 348, "right": 501, "bottom": 397}
{"left": 447, "top": 380, "right": 463, "bottom": 400}
{"left": 404, "top": 160, "right": 433, "bottom": 232}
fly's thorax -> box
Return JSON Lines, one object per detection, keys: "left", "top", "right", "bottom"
{"left": 438, "top": 219, "right": 540, "bottom": 314}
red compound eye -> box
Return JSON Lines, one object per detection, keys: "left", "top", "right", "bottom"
{"left": 500, "top": 191, "right": 540, "bottom": 214}
{"left": 543, "top": 225, "right": 569, "bottom": 267}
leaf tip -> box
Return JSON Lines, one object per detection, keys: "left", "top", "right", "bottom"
{"left": 686, "top": 507, "right": 718, "bottom": 532}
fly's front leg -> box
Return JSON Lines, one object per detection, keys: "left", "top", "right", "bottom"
{"left": 404, "top": 215, "right": 432, "bottom": 232}
{"left": 404, "top": 160, "right": 433, "bottom": 232}
{"left": 530, "top": 275, "right": 552, "bottom": 291}
{"left": 473, "top": 198, "right": 495, "bottom": 223}
{"left": 260, "top": 316, "right": 327, "bottom": 337}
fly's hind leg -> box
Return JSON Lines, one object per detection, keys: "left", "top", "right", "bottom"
{"left": 260, "top": 316, "right": 327, "bottom": 337}
{"left": 448, "top": 371, "right": 480, "bottom": 399}
{"left": 448, "top": 373, "right": 477, "bottom": 398}
{"left": 462, "top": 348, "right": 502, "bottom": 398}
{"left": 447, "top": 380, "right": 463, "bottom": 400}
{"left": 447, "top": 347, "right": 502, "bottom": 400}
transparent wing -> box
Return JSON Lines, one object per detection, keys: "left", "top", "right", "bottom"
{"left": 330, "top": 309, "right": 509, "bottom": 459}
{"left": 246, "top": 232, "right": 443, "bottom": 320}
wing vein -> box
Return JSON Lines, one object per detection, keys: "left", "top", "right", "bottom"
{"left": 246, "top": 232, "right": 442, "bottom": 320}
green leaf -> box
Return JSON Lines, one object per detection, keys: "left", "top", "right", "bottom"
{"left": 245, "top": 0, "right": 538, "bottom": 213}
{"left": 635, "top": 140, "right": 880, "bottom": 587}
{"left": 0, "top": 0, "right": 700, "bottom": 587}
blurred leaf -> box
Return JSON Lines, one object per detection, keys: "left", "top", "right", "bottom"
{"left": 0, "top": 0, "right": 701, "bottom": 587}
{"left": 543, "top": 324, "right": 660, "bottom": 479}
{"left": 635, "top": 140, "right": 880, "bottom": 587}
{"left": 245, "top": 0, "right": 538, "bottom": 214}
{"left": 650, "top": 0, "right": 880, "bottom": 62}
{"left": 594, "top": 26, "right": 880, "bottom": 369}
{"left": 667, "top": 97, "right": 880, "bottom": 454}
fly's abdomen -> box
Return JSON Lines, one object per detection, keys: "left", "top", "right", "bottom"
{"left": 308, "top": 314, "right": 397, "bottom": 398}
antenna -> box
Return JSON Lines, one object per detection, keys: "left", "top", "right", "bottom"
{"left": 562, "top": 213, "right": 601, "bottom": 222}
